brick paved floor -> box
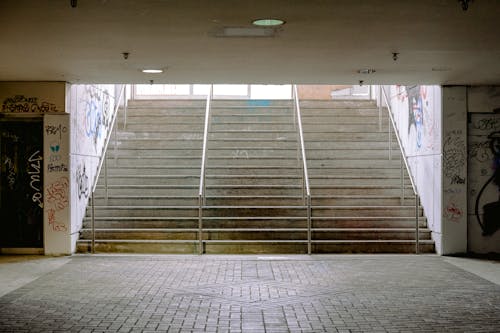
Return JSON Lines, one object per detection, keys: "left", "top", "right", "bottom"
{"left": 0, "top": 255, "right": 499, "bottom": 333}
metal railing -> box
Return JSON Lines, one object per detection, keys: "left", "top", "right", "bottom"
{"left": 90, "top": 84, "right": 127, "bottom": 254}
{"left": 292, "top": 85, "right": 312, "bottom": 254}
{"left": 378, "top": 85, "right": 420, "bottom": 254}
{"left": 198, "top": 85, "right": 213, "bottom": 255}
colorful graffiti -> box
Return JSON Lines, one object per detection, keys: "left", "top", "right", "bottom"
{"left": 83, "top": 86, "right": 112, "bottom": 151}
{"left": 395, "top": 85, "right": 437, "bottom": 151}
{"left": 45, "top": 176, "right": 70, "bottom": 232}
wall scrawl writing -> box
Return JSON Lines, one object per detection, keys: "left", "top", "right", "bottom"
{"left": 2, "top": 95, "right": 59, "bottom": 113}
{"left": 443, "top": 133, "right": 466, "bottom": 185}
{"left": 76, "top": 163, "right": 89, "bottom": 200}
{"left": 28, "top": 150, "right": 43, "bottom": 208}
{"left": 444, "top": 202, "right": 463, "bottom": 222}
{"left": 45, "top": 177, "right": 69, "bottom": 232}
{"left": 83, "top": 86, "right": 112, "bottom": 151}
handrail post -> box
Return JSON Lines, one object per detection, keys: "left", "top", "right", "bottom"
{"left": 88, "top": 84, "right": 126, "bottom": 254}
{"left": 389, "top": 116, "right": 393, "bottom": 160}
{"left": 400, "top": 157, "right": 404, "bottom": 205}
{"left": 198, "top": 85, "right": 213, "bottom": 255}
{"left": 123, "top": 86, "right": 128, "bottom": 130}
{"left": 378, "top": 85, "right": 382, "bottom": 132}
{"left": 380, "top": 85, "right": 421, "bottom": 255}
{"left": 198, "top": 195, "right": 203, "bottom": 255}
{"left": 91, "top": 192, "right": 95, "bottom": 254}
{"left": 293, "top": 85, "right": 312, "bottom": 255}
{"left": 307, "top": 195, "right": 312, "bottom": 255}
{"left": 416, "top": 194, "right": 420, "bottom": 254}
{"left": 104, "top": 156, "right": 108, "bottom": 205}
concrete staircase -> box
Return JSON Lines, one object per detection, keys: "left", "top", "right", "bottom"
{"left": 77, "top": 98, "right": 434, "bottom": 254}
{"left": 301, "top": 100, "right": 434, "bottom": 253}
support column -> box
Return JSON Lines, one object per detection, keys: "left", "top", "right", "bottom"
{"left": 441, "top": 86, "right": 468, "bottom": 254}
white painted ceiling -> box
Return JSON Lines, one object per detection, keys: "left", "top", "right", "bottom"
{"left": 1, "top": 0, "right": 499, "bottom": 85}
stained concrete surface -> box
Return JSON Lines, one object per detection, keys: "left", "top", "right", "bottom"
{"left": 0, "top": 254, "right": 499, "bottom": 332}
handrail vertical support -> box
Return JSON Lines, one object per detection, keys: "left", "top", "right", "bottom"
{"left": 400, "top": 157, "right": 404, "bottom": 205}
{"left": 293, "top": 85, "right": 312, "bottom": 255}
{"left": 307, "top": 195, "right": 312, "bottom": 255}
{"left": 378, "top": 86, "right": 382, "bottom": 132}
{"left": 416, "top": 194, "right": 420, "bottom": 254}
{"left": 380, "top": 85, "right": 421, "bottom": 255}
{"left": 91, "top": 192, "right": 95, "bottom": 254}
{"left": 88, "top": 84, "right": 126, "bottom": 254}
{"left": 198, "top": 85, "right": 212, "bottom": 255}
{"left": 198, "top": 195, "right": 203, "bottom": 255}
{"left": 123, "top": 100, "right": 128, "bottom": 130}
{"left": 389, "top": 119, "right": 392, "bottom": 161}
{"left": 104, "top": 156, "right": 108, "bottom": 205}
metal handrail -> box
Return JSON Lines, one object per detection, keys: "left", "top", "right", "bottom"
{"left": 292, "top": 85, "right": 312, "bottom": 254}
{"left": 198, "top": 85, "right": 213, "bottom": 254}
{"left": 90, "top": 84, "right": 126, "bottom": 254}
{"left": 379, "top": 85, "right": 420, "bottom": 254}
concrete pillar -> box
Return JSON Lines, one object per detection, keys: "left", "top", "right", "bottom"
{"left": 441, "top": 86, "right": 468, "bottom": 254}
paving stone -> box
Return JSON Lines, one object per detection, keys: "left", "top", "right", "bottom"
{"left": 0, "top": 255, "right": 499, "bottom": 332}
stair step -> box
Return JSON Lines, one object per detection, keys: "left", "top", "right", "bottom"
{"left": 76, "top": 240, "right": 198, "bottom": 254}
{"left": 303, "top": 132, "right": 395, "bottom": 141}
{"left": 311, "top": 217, "right": 427, "bottom": 228}
{"left": 301, "top": 116, "right": 387, "bottom": 124}
{"left": 116, "top": 132, "right": 204, "bottom": 140}
{"left": 92, "top": 196, "right": 200, "bottom": 206}
{"left": 312, "top": 206, "right": 423, "bottom": 218}
{"left": 76, "top": 239, "right": 433, "bottom": 254}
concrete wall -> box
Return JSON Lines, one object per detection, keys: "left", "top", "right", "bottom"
{"left": 387, "top": 85, "right": 443, "bottom": 253}
{"left": 466, "top": 86, "right": 500, "bottom": 254}
{"left": 68, "top": 84, "right": 116, "bottom": 253}
{"left": 441, "top": 87, "right": 468, "bottom": 255}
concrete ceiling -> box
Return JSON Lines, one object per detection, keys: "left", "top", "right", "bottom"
{"left": 1, "top": 0, "right": 499, "bottom": 85}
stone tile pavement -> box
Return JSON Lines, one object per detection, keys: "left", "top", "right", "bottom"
{"left": 0, "top": 254, "right": 499, "bottom": 332}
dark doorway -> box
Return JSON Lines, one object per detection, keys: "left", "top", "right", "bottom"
{"left": 0, "top": 119, "right": 43, "bottom": 248}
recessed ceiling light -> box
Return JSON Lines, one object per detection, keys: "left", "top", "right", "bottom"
{"left": 216, "top": 27, "right": 276, "bottom": 37}
{"left": 141, "top": 69, "right": 163, "bottom": 74}
{"left": 432, "top": 67, "right": 452, "bottom": 72}
{"left": 252, "top": 18, "right": 285, "bottom": 27}
{"left": 358, "top": 68, "right": 376, "bottom": 74}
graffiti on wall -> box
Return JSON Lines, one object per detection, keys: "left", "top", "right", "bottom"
{"left": 45, "top": 176, "right": 69, "bottom": 232}
{"left": 76, "top": 163, "right": 89, "bottom": 200}
{"left": 444, "top": 201, "right": 464, "bottom": 223}
{"left": 83, "top": 86, "right": 112, "bottom": 151}
{"left": 395, "top": 85, "right": 438, "bottom": 151}
{"left": 469, "top": 113, "right": 500, "bottom": 236}
{"left": 2, "top": 95, "right": 59, "bottom": 113}
{"left": 45, "top": 124, "right": 68, "bottom": 173}
{"left": 27, "top": 150, "right": 43, "bottom": 208}
{"left": 443, "top": 131, "right": 467, "bottom": 185}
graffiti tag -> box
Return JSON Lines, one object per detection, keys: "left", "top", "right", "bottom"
{"left": 2, "top": 95, "right": 59, "bottom": 113}
{"left": 27, "top": 150, "right": 43, "bottom": 208}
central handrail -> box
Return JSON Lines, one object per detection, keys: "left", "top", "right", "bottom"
{"left": 379, "top": 85, "right": 420, "bottom": 253}
{"left": 292, "top": 85, "right": 312, "bottom": 254}
{"left": 198, "top": 85, "right": 213, "bottom": 254}
{"left": 90, "top": 84, "right": 126, "bottom": 254}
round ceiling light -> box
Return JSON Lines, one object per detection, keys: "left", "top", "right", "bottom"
{"left": 252, "top": 18, "right": 285, "bottom": 27}
{"left": 358, "top": 68, "right": 376, "bottom": 74}
{"left": 141, "top": 69, "right": 163, "bottom": 74}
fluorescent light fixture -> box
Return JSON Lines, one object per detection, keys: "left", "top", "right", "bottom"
{"left": 252, "top": 18, "right": 285, "bottom": 26}
{"left": 432, "top": 67, "right": 452, "bottom": 72}
{"left": 141, "top": 69, "right": 163, "bottom": 74}
{"left": 358, "top": 68, "right": 376, "bottom": 74}
{"left": 215, "top": 27, "right": 276, "bottom": 37}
